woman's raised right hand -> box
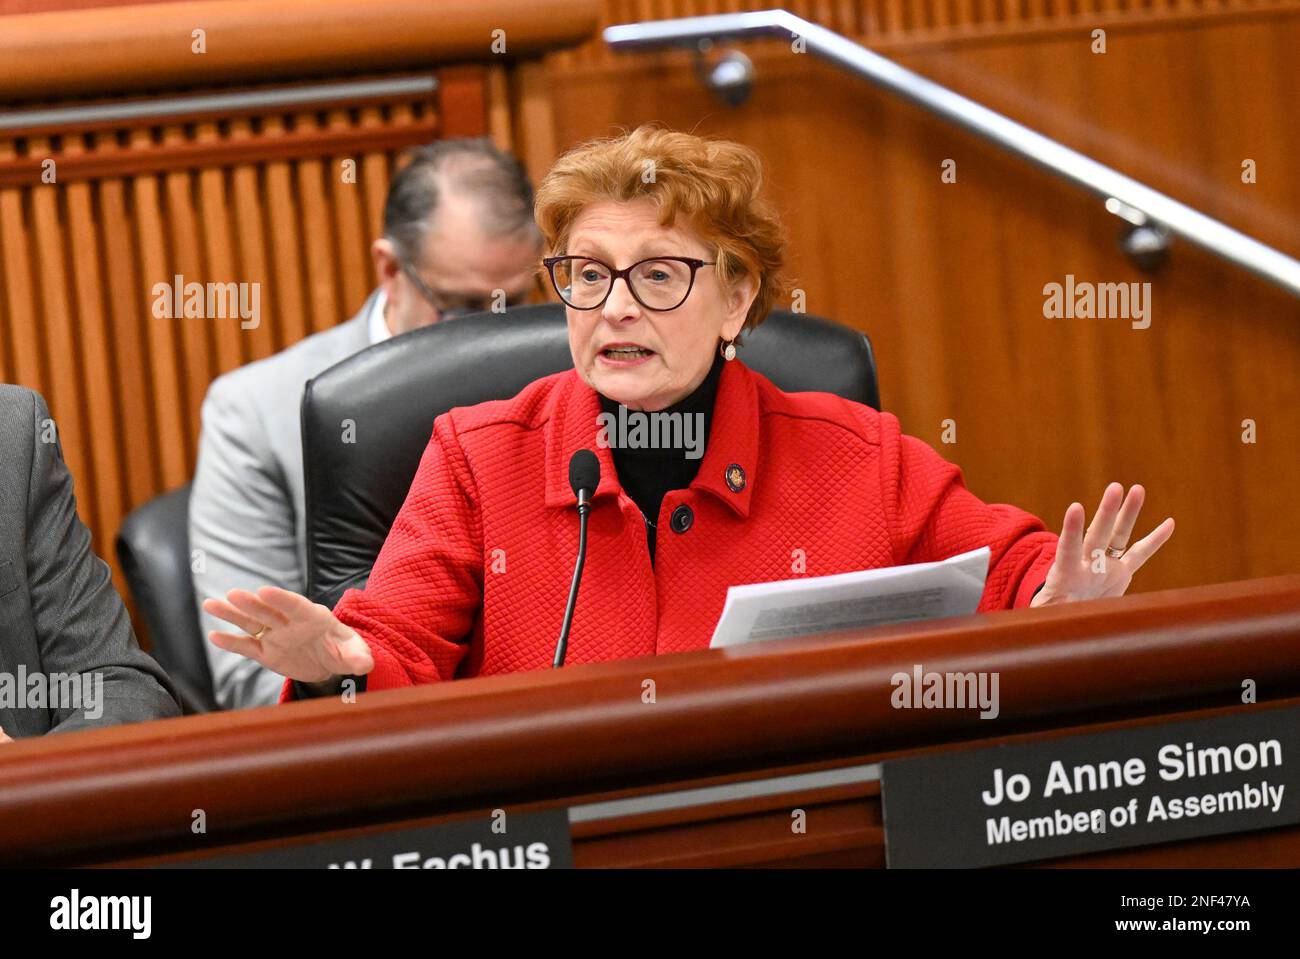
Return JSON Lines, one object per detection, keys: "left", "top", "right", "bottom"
{"left": 203, "top": 586, "right": 374, "bottom": 684}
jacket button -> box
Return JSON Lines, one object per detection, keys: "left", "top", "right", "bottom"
{"left": 669, "top": 504, "right": 694, "bottom": 534}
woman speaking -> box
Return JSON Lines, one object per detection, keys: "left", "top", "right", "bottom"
{"left": 204, "top": 126, "right": 1174, "bottom": 696}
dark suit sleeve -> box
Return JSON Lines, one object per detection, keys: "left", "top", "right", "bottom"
{"left": 23, "top": 392, "right": 180, "bottom": 733}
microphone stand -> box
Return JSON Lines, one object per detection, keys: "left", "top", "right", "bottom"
{"left": 553, "top": 487, "right": 592, "bottom": 668}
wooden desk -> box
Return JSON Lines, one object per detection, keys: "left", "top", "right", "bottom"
{"left": 2, "top": 573, "right": 1299, "bottom": 867}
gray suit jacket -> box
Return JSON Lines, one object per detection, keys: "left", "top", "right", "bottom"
{"left": 0, "top": 386, "right": 179, "bottom": 737}
{"left": 189, "top": 295, "right": 375, "bottom": 709}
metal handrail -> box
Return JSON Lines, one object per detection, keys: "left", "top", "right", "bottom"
{"left": 0, "top": 75, "right": 437, "bottom": 132}
{"left": 605, "top": 9, "right": 1300, "bottom": 298}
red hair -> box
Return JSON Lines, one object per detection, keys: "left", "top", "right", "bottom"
{"left": 534, "top": 126, "right": 789, "bottom": 331}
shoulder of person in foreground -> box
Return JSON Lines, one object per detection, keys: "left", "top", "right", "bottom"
{"left": 0, "top": 385, "right": 180, "bottom": 736}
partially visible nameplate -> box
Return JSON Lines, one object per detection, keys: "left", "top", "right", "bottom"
{"left": 177, "top": 808, "right": 573, "bottom": 869}
{"left": 882, "top": 705, "right": 1300, "bottom": 868}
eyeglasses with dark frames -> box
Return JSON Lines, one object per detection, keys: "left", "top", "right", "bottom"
{"left": 542, "top": 255, "right": 716, "bottom": 312}
{"left": 399, "top": 256, "right": 535, "bottom": 318}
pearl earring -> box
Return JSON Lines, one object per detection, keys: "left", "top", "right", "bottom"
{"left": 721, "top": 339, "right": 737, "bottom": 361}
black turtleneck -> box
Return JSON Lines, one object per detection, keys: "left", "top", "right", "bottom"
{"left": 598, "top": 354, "right": 724, "bottom": 565}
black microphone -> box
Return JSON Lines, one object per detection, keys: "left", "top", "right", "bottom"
{"left": 553, "top": 447, "right": 603, "bottom": 665}
{"left": 554, "top": 449, "right": 600, "bottom": 668}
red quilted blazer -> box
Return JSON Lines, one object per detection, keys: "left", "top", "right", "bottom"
{"left": 294, "top": 359, "right": 1058, "bottom": 694}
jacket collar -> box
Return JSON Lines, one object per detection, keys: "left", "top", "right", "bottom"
{"left": 544, "top": 360, "right": 759, "bottom": 518}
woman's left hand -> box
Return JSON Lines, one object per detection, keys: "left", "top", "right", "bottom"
{"left": 1031, "top": 482, "right": 1174, "bottom": 607}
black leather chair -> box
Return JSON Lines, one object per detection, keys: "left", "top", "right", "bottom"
{"left": 116, "top": 483, "right": 219, "bottom": 714}
{"left": 302, "top": 302, "right": 879, "bottom": 609}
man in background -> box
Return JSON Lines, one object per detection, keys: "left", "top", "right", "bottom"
{"left": 0, "top": 386, "right": 179, "bottom": 739}
{"left": 190, "top": 138, "right": 543, "bottom": 709}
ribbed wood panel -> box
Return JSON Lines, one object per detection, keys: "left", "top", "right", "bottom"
{"left": 550, "top": 0, "right": 1300, "bottom": 67}
{"left": 0, "top": 82, "right": 447, "bottom": 618}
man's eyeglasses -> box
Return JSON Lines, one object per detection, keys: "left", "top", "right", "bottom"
{"left": 542, "top": 255, "right": 715, "bottom": 312}
{"left": 399, "top": 257, "right": 535, "bottom": 318}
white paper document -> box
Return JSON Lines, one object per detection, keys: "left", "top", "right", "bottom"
{"left": 709, "top": 546, "right": 991, "bottom": 649}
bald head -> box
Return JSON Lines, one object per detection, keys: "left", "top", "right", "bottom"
{"left": 383, "top": 138, "right": 540, "bottom": 259}
{"left": 372, "top": 139, "right": 542, "bottom": 336}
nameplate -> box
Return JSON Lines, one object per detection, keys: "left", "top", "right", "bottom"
{"left": 881, "top": 705, "right": 1300, "bottom": 868}
{"left": 178, "top": 809, "right": 574, "bottom": 869}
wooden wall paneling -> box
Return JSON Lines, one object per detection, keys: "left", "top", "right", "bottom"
{"left": 872, "top": 0, "right": 895, "bottom": 34}
{"left": 953, "top": 38, "right": 1115, "bottom": 524}
{"left": 1060, "top": 28, "right": 1212, "bottom": 568}
{"left": 374, "top": 101, "right": 422, "bottom": 299}
{"left": 388, "top": 102, "right": 420, "bottom": 137}
{"left": 958, "top": 0, "right": 983, "bottom": 29}
{"left": 160, "top": 124, "right": 212, "bottom": 460}
{"left": 511, "top": 59, "right": 560, "bottom": 199}
{"left": 195, "top": 121, "right": 244, "bottom": 380}
{"left": 840, "top": 0, "right": 867, "bottom": 34}
{"left": 64, "top": 134, "right": 127, "bottom": 544}
{"left": 385, "top": 102, "right": 425, "bottom": 210}
{"left": 96, "top": 135, "right": 162, "bottom": 507}
{"left": 0, "top": 119, "right": 436, "bottom": 188}
{"left": 926, "top": 0, "right": 950, "bottom": 31}
{"left": 293, "top": 115, "right": 342, "bottom": 336}
{"left": 0, "top": 162, "right": 11, "bottom": 383}
{"left": 976, "top": 140, "right": 1091, "bottom": 519}
{"left": 1196, "top": 24, "right": 1300, "bottom": 583}
{"left": 0, "top": 155, "right": 10, "bottom": 383}
{"left": 326, "top": 109, "right": 370, "bottom": 318}
{"left": 893, "top": 29, "right": 1292, "bottom": 591}
{"left": 358, "top": 107, "right": 392, "bottom": 247}
{"left": 437, "top": 66, "right": 489, "bottom": 139}
{"left": 226, "top": 118, "right": 278, "bottom": 361}
{"left": 893, "top": 18, "right": 1300, "bottom": 590}
{"left": 876, "top": 96, "right": 956, "bottom": 440}
{"left": 0, "top": 142, "right": 46, "bottom": 391}
{"left": 128, "top": 129, "right": 190, "bottom": 492}
{"left": 29, "top": 136, "right": 97, "bottom": 534}
{"left": 816, "top": 0, "right": 841, "bottom": 32}
{"left": 260, "top": 115, "right": 311, "bottom": 351}
{"left": 486, "top": 64, "right": 514, "bottom": 151}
